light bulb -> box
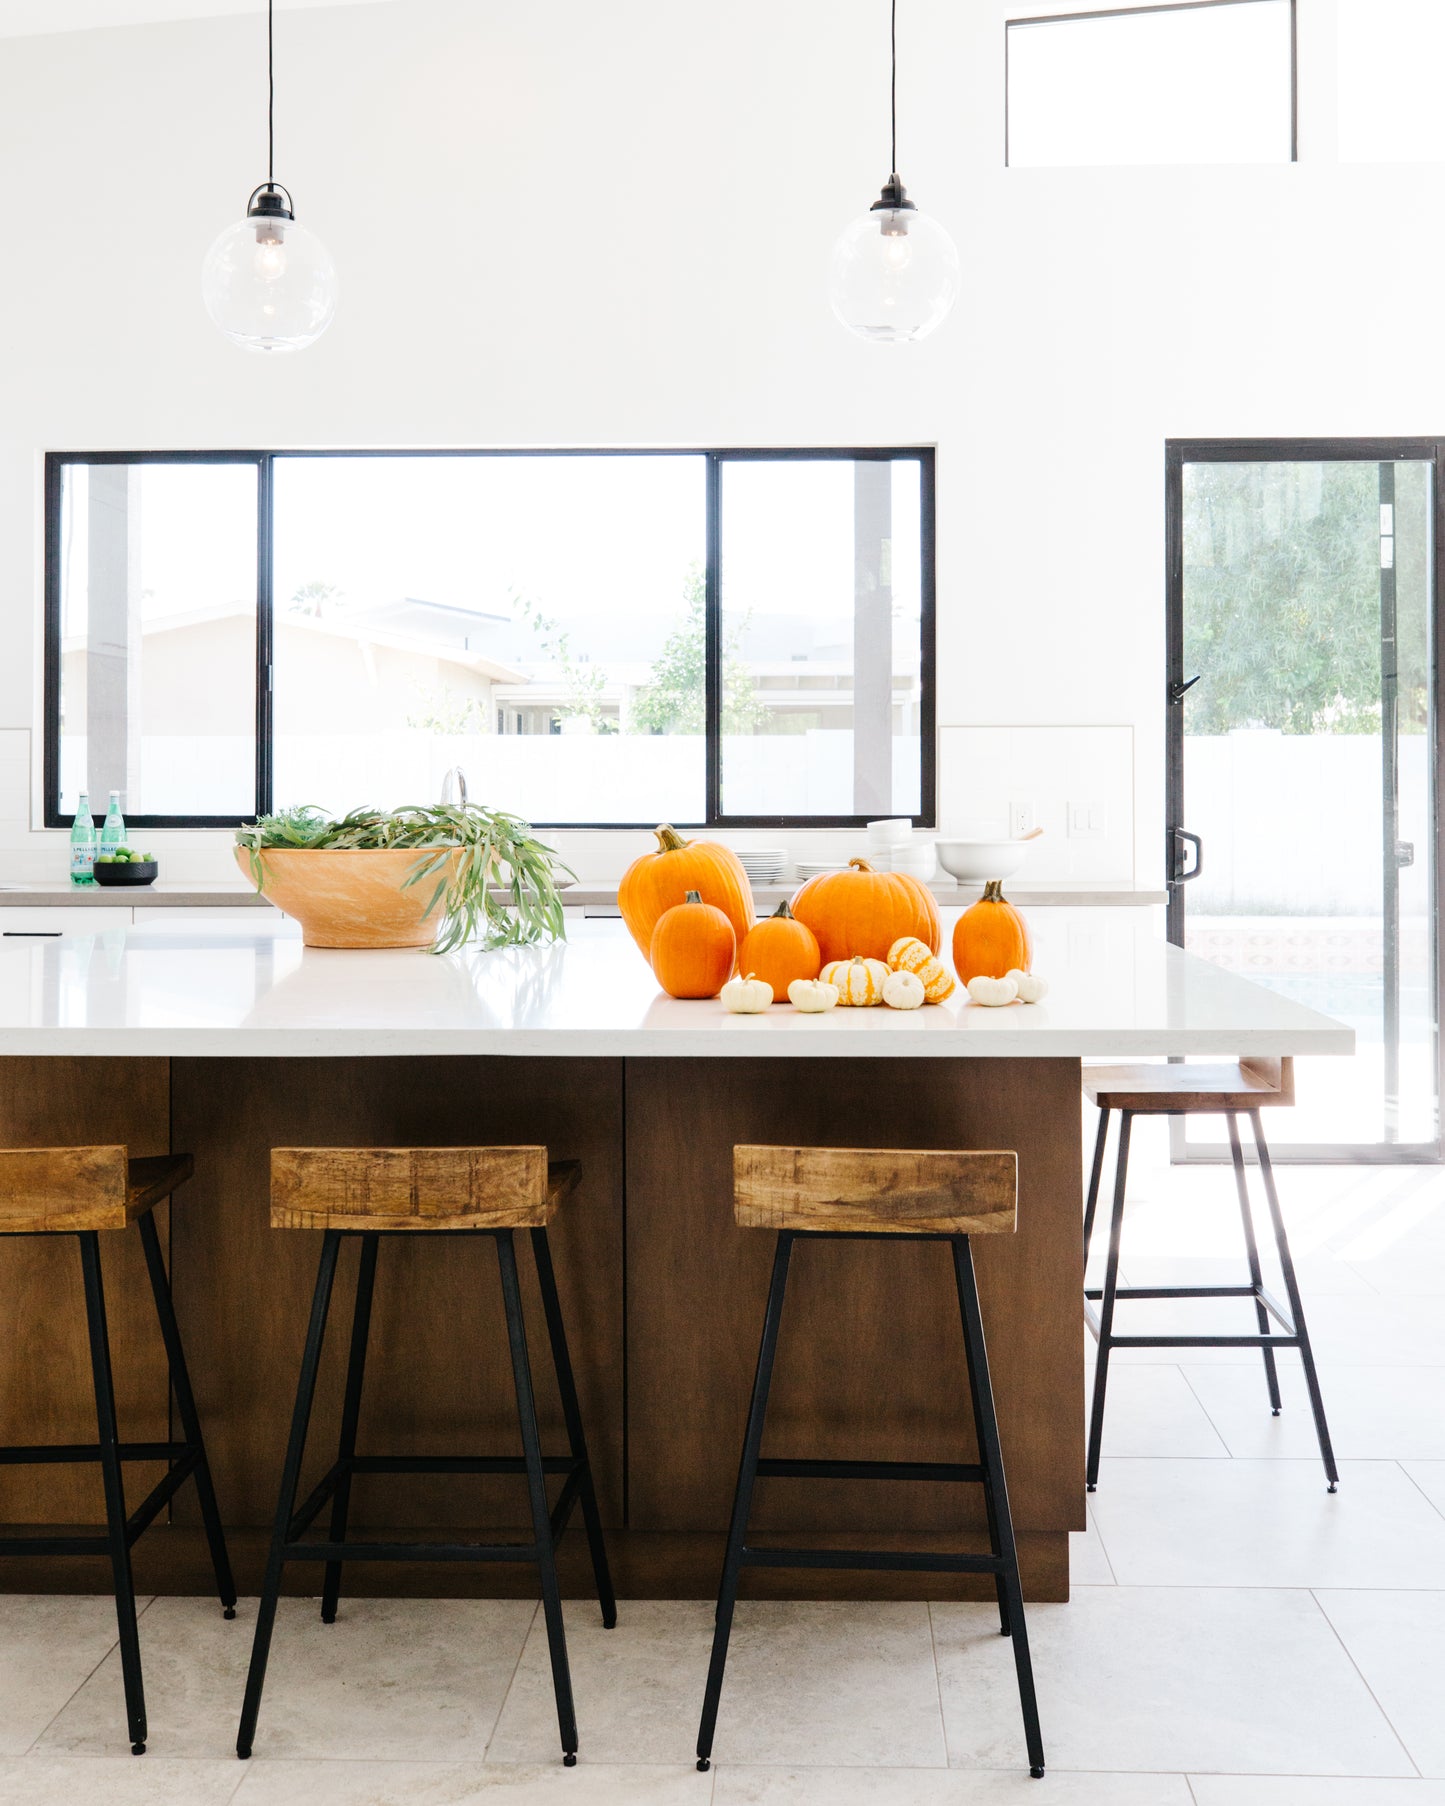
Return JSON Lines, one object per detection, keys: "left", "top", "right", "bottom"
{"left": 829, "top": 178, "right": 959, "bottom": 344}
{"left": 202, "top": 186, "right": 337, "bottom": 354}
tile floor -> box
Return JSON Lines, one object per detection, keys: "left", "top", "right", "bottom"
{"left": 1, "top": 1115, "right": 1442, "bottom": 1804}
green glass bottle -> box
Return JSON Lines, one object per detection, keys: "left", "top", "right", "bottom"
{"left": 101, "top": 789, "right": 126, "bottom": 852}
{"left": 69, "top": 792, "right": 97, "bottom": 887}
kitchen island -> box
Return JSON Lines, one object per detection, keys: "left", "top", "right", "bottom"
{"left": 0, "top": 914, "right": 1351, "bottom": 1603}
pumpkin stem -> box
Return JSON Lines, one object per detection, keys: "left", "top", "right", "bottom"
{"left": 771, "top": 899, "right": 796, "bottom": 919}
{"left": 847, "top": 857, "right": 876, "bottom": 873}
{"left": 655, "top": 825, "right": 691, "bottom": 854}
{"left": 982, "top": 879, "right": 1005, "bottom": 902}
{"left": 683, "top": 889, "right": 703, "bottom": 904}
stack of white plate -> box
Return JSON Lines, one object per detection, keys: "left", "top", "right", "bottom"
{"left": 795, "top": 859, "right": 848, "bottom": 881}
{"left": 866, "top": 818, "right": 913, "bottom": 866}
{"left": 736, "top": 848, "right": 788, "bottom": 886}
{"left": 889, "top": 839, "right": 937, "bottom": 881}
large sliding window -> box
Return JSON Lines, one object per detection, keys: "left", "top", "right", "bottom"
{"left": 45, "top": 449, "right": 934, "bottom": 831}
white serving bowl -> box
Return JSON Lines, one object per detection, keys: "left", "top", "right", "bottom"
{"left": 934, "top": 839, "right": 1031, "bottom": 883}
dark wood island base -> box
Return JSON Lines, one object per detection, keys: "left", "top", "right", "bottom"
{"left": 0, "top": 1055, "right": 1084, "bottom": 1603}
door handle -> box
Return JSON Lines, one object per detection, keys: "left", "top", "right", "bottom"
{"left": 1169, "top": 674, "right": 1203, "bottom": 705}
{"left": 1170, "top": 829, "right": 1203, "bottom": 885}
{"left": 1396, "top": 841, "right": 1415, "bottom": 869}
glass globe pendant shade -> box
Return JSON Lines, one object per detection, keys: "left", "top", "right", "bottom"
{"left": 202, "top": 185, "right": 337, "bottom": 353}
{"left": 829, "top": 176, "right": 959, "bottom": 343}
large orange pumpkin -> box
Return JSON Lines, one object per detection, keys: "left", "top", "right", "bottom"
{"left": 738, "top": 900, "right": 821, "bottom": 1003}
{"left": 951, "top": 880, "right": 1033, "bottom": 982}
{"left": 790, "top": 858, "right": 940, "bottom": 965}
{"left": 618, "top": 825, "right": 754, "bottom": 962}
{"left": 650, "top": 892, "right": 737, "bottom": 999}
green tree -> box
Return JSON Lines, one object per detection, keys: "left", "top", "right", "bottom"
{"left": 289, "top": 579, "right": 341, "bottom": 618}
{"left": 630, "top": 567, "right": 767, "bottom": 735}
{"left": 515, "top": 593, "right": 616, "bottom": 734}
{"left": 1183, "top": 462, "right": 1428, "bottom": 735}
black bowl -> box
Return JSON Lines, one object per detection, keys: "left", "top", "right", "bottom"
{"left": 91, "top": 860, "right": 158, "bottom": 888}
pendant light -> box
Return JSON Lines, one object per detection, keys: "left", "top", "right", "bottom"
{"left": 828, "top": 0, "right": 959, "bottom": 343}
{"left": 201, "top": 0, "right": 337, "bottom": 353}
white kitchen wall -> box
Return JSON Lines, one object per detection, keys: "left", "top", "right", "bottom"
{"left": 0, "top": 0, "right": 1440, "bottom": 884}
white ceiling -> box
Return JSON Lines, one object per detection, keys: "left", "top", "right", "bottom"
{"left": 0, "top": 0, "right": 392, "bottom": 37}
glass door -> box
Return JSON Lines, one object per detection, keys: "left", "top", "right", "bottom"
{"left": 1167, "top": 442, "right": 1441, "bottom": 1159}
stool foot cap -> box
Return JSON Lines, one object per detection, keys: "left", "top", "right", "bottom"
{"left": 223, "top": 1607, "right": 237, "bottom": 1621}
{"left": 131, "top": 1743, "right": 146, "bottom": 1757}
{"left": 1272, "top": 1408, "right": 1282, "bottom": 1417}
{"left": 1328, "top": 1481, "right": 1339, "bottom": 1493}
{"left": 237, "top": 1748, "right": 251, "bottom": 1761}
{"left": 1030, "top": 1765, "right": 1045, "bottom": 1779}
{"left": 321, "top": 1611, "right": 336, "bottom": 1625}
{"left": 697, "top": 1758, "right": 711, "bottom": 1772}
{"left": 1085, "top": 1483, "right": 1097, "bottom": 1493}
{"left": 563, "top": 1752, "right": 577, "bottom": 1767}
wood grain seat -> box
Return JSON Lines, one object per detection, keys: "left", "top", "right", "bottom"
{"left": 270, "top": 1147, "right": 581, "bottom": 1231}
{"left": 1082, "top": 1057, "right": 1293, "bottom": 1114}
{"left": 733, "top": 1146, "right": 1018, "bottom": 1236}
{"left": 697, "top": 1141, "right": 1044, "bottom": 1780}
{"left": 0, "top": 1147, "right": 194, "bottom": 1234}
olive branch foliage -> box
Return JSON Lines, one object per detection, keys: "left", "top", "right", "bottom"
{"left": 235, "top": 804, "right": 575, "bottom": 955}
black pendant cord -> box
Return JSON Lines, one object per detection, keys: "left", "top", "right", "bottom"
{"left": 890, "top": 0, "right": 898, "bottom": 175}
{"left": 268, "top": 0, "right": 276, "bottom": 188}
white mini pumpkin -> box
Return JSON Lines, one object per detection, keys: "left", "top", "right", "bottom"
{"left": 966, "top": 973, "right": 1020, "bottom": 1008}
{"left": 1006, "top": 968, "right": 1048, "bottom": 1004}
{"left": 721, "top": 972, "right": 773, "bottom": 1014}
{"left": 788, "top": 977, "right": 840, "bottom": 1013}
{"left": 881, "top": 968, "right": 926, "bottom": 1011}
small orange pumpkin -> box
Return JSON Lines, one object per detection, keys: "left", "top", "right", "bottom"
{"left": 951, "top": 880, "right": 1033, "bottom": 983}
{"left": 738, "top": 900, "right": 822, "bottom": 1003}
{"left": 791, "top": 858, "right": 941, "bottom": 965}
{"left": 820, "top": 955, "right": 890, "bottom": 1006}
{"left": 619, "top": 826, "right": 754, "bottom": 963}
{"left": 650, "top": 891, "right": 737, "bottom": 999}
{"left": 887, "top": 934, "right": 956, "bottom": 1002}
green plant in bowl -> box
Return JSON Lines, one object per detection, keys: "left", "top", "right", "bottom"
{"left": 234, "top": 803, "right": 574, "bottom": 954}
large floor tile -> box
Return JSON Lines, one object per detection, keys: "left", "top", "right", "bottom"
{"left": 715, "top": 1767, "right": 1192, "bottom": 1803}
{"left": 931, "top": 1588, "right": 1411, "bottom": 1776}
{"left": 1316, "top": 1590, "right": 1445, "bottom": 1778}
{"left": 0, "top": 1595, "right": 135, "bottom": 1757}
{"left": 235, "top": 1759, "right": 704, "bottom": 1804}
{"left": 1345, "top": 1247, "right": 1445, "bottom": 1298}
{"left": 1191, "top": 1782, "right": 1445, "bottom": 1805}
{"left": 1404, "top": 1461, "right": 1445, "bottom": 1517}
{"left": 487, "top": 1599, "right": 945, "bottom": 1769}
{"left": 0, "top": 1756, "right": 242, "bottom": 1805}
{"left": 1069, "top": 1510, "right": 1116, "bottom": 1586}
{"left": 1184, "top": 1364, "right": 1445, "bottom": 1462}
{"left": 1081, "top": 1361, "right": 1230, "bottom": 1458}
{"left": 37, "top": 1596, "right": 536, "bottom": 1762}
{"left": 1087, "top": 1459, "right": 1445, "bottom": 1588}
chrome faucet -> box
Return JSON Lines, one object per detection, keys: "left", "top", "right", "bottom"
{"left": 439, "top": 766, "right": 469, "bottom": 809}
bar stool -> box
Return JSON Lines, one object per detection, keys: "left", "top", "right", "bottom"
{"left": 1082, "top": 1058, "right": 1338, "bottom": 1492}
{"left": 236, "top": 1145, "right": 615, "bottom": 1765}
{"left": 696, "top": 1144, "right": 1045, "bottom": 1781}
{"left": 0, "top": 1146, "right": 236, "bottom": 1755}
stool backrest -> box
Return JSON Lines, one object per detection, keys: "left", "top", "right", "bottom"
{"left": 0, "top": 1145, "right": 129, "bottom": 1233}
{"left": 271, "top": 1145, "right": 551, "bottom": 1231}
{"left": 734, "top": 1145, "right": 1017, "bottom": 1236}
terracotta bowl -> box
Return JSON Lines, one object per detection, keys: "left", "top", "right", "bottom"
{"left": 235, "top": 846, "right": 466, "bottom": 949}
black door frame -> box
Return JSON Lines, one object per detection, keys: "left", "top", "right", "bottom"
{"left": 1166, "top": 437, "right": 1444, "bottom": 1164}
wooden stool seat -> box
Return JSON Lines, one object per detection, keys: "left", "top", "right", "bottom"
{"left": 1082, "top": 1058, "right": 1293, "bottom": 1114}
{"left": 734, "top": 1146, "right": 1017, "bottom": 1236}
{"left": 270, "top": 1148, "right": 580, "bottom": 1231}
{"left": 697, "top": 1143, "right": 1044, "bottom": 1780}
{"left": 238, "top": 1144, "right": 612, "bottom": 1766}
{"left": 0, "top": 1148, "right": 194, "bottom": 1234}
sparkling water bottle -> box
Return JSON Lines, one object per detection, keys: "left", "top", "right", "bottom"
{"left": 69, "top": 792, "right": 97, "bottom": 886}
{"left": 101, "top": 790, "right": 126, "bottom": 852}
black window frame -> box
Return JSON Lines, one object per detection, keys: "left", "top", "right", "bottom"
{"left": 1005, "top": 0, "right": 1299, "bottom": 170}
{"left": 43, "top": 446, "right": 937, "bottom": 833}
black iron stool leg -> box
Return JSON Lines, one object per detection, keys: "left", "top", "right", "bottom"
{"left": 955, "top": 1235, "right": 1045, "bottom": 1778}
{"left": 1083, "top": 1106, "right": 1111, "bottom": 1267}
{"left": 1250, "top": 1111, "right": 1339, "bottom": 1492}
{"left": 953, "top": 1235, "right": 1010, "bottom": 1638}
{"left": 136, "top": 1210, "right": 238, "bottom": 1617}
{"left": 530, "top": 1226, "right": 616, "bottom": 1629}
{"left": 79, "top": 1232, "right": 148, "bottom": 1756}
{"left": 237, "top": 1230, "right": 342, "bottom": 1759}
{"left": 696, "top": 1230, "right": 794, "bottom": 1774}
{"left": 498, "top": 1231, "right": 579, "bottom": 1765}
{"left": 1086, "top": 1111, "right": 1131, "bottom": 1491}
{"left": 321, "top": 1232, "right": 379, "bottom": 1625}
{"left": 1226, "top": 1113, "right": 1282, "bottom": 1415}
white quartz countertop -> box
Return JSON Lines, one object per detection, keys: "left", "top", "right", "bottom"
{"left": 0, "top": 914, "right": 1354, "bottom": 1060}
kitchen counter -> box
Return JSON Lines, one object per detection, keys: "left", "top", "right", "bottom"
{"left": 0, "top": 915, "right": 1351, "bottom": 1608}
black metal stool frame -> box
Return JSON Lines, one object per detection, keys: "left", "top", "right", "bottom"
{"left": 1083, "top": 1105, "right": 1339, "bottom": 1493}
{"left": 695, "top": 1228, "right": 1045, "bottom": 1781}
{"left": 0, "top": 1214, "right": 237, "bottom": 1755}
{"left": 236, "top": 1224, "right": 616, "bottom": 1764}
